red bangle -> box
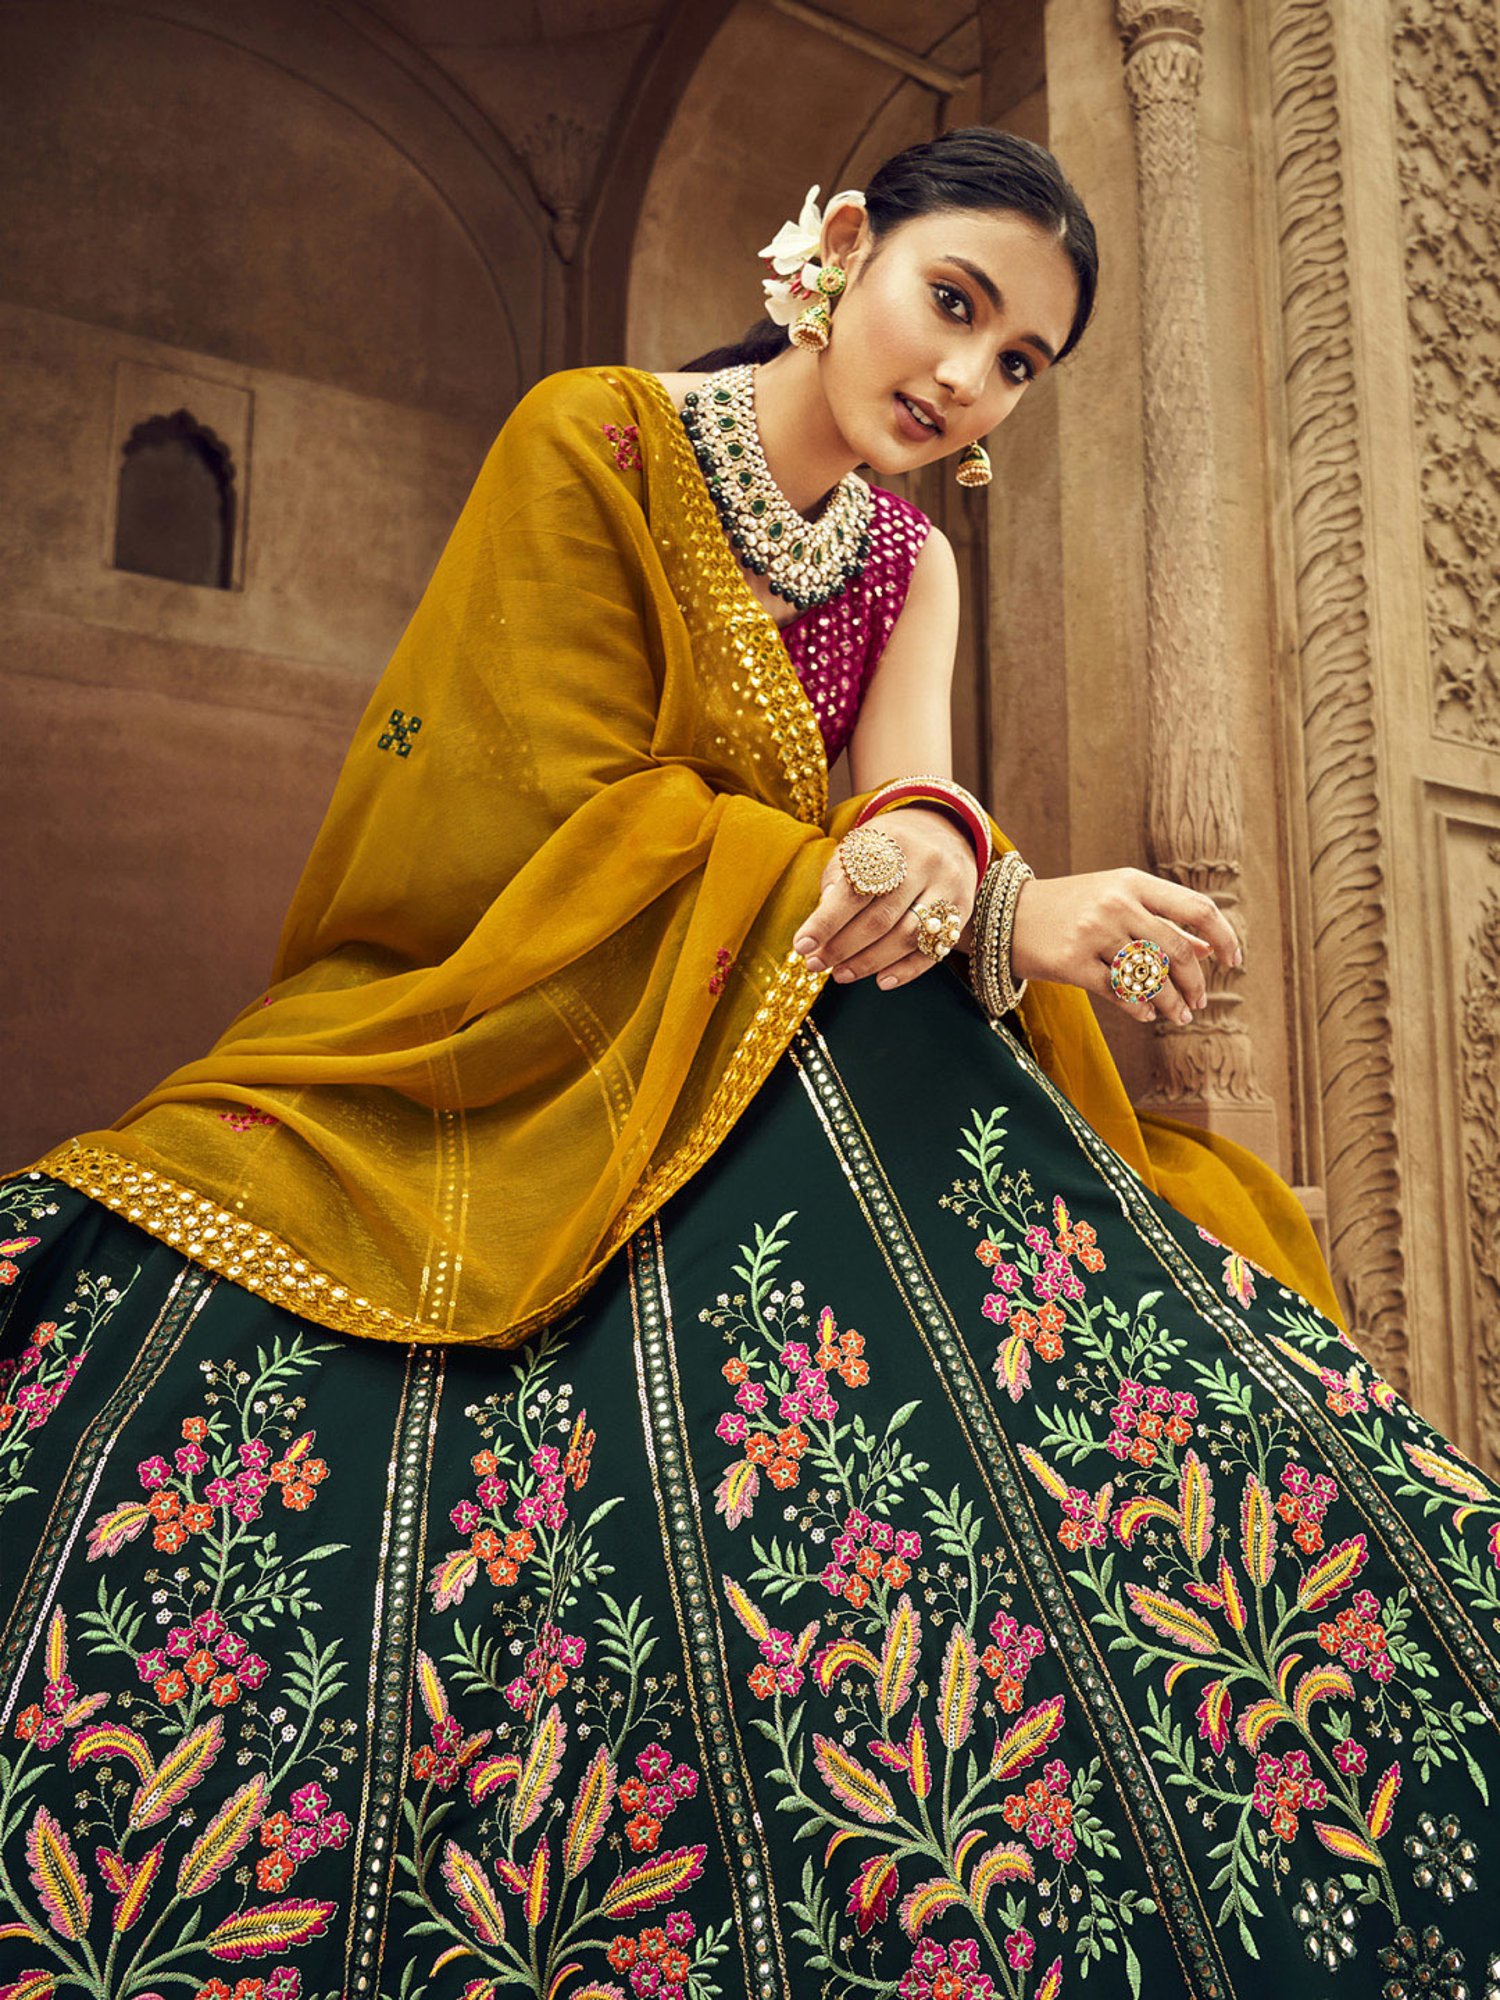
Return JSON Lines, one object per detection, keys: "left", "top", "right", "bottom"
{"left": 854, "top": 775, "right": 994, "bottom": 879}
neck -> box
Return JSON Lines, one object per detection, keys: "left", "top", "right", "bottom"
{"left": 751, "top": 348, "right": 861, "bottom": 514}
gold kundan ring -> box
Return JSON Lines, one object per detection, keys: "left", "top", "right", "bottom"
{"left": 838, "top": 824, "right": 907, "bottom": 898}
{"left": 913, "top": 898, "right": 963, "bottom": 961}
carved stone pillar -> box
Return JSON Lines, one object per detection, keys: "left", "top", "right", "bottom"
{"left": 1115, "top": 0, "right": 1275, "bottom": 1151}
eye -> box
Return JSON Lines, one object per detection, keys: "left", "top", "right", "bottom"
{"left": 932, "top": 280, "right": 972, "bottom": 324}
{"left": 1001, "top": 350, "right": 1036, "bottom": 388}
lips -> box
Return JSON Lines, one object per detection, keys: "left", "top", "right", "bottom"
{"left": 897, "top": 392, "right": 944, "bottom": 435}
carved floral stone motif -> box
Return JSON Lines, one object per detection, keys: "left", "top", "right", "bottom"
{"left": 1393, "top": 0, "right": 1500, "bottom": 746}
{"left": 1462, "top": 843, "right": 1500, "bottom": 1461}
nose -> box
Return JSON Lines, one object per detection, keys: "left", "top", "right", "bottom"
{"left": 933, "top": 345, "right": 991, "bottom": 409}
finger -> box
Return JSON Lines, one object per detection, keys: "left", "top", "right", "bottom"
{"left": 829, "top": 899, "right": 931, "bottom": 981}
{"left": 1135, "top": 876, "right": 1241, "bottom": 968}
{"left": 1131, "top": 915, "right": 1212, "bottom": 1013}
{"left": 816, "top": 888, "right": 927, "bottom": 972}
{"left": 875, "top": 947, "right": 935, "bottom": 991}
{"left": 1088, "top": 954, "right": 1163, "bottom": 1025}
{"left": 793, "top": 880, "right": 879, "bottom": 970}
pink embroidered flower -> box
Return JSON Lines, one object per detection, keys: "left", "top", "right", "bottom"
{"left": 175, "top": 1442, "right": 207, "bottom": 1475}
{"left": 1333, "top": 1737, "right": 1367, "bottom": 1775}
{"left": 734, "top": 1382, "right": 767, "bottom": 1414}
{"left": 636, "top": 1742, "right": 673, "bottom": 1781}
{"left": 1005, "top": 1930, "right": 1035, "bottom": 1972}
{"left": 291, "top": 1782, "right": 330, "bottom": 1821}
{"left": 476, "top": 1476, "right": 508, "bottom": 1508}
{"left": 778, "top": 1342, "right": 812, "bottom": 1372}
{"left": 239, "top": 1439, "right": 272, "bottom": 1471}
{"left": 137, "top": 1456, "right": 172, "bottom": 1490}
{"left": 239, "top": 1653, "right": 269, "bottom": 1689}
{"left": 715, "top": 1412, "right": 747, "bottom": 1445}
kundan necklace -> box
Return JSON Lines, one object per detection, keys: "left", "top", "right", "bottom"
{"left": 680, "top": 364, "right": 874, "bottom": 612}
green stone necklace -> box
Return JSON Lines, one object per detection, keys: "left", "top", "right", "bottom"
{"left": 680, "top": 364, "right": 873, "bottom": 612}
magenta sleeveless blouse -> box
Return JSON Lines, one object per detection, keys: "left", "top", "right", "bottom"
{"left": 778, "top": 487, "right": 931, "bottom": 762}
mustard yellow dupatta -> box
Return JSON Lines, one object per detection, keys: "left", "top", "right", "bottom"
{"left": 34, "top": 367, "right": 1344, "bottom": 1339}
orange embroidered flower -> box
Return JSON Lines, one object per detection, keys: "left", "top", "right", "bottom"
{"left": 209, "top": 1674, "right": 241, "bottom": 1706}
{"left": 882, "top": 1557, "right": 910, "bottom": 1588}
{"left": 147, "top": 1491, "right": 181, "bottom": 1521}
{"left": 1036, "top": 1302, "right": 1065, "bottom": 1334}
{"left": 182, "top": 1503, "right": 214, "bottom": 1533}
{"left": 776, "top": 1426, "right": 808, "bottom": 1459}
{"left": 619, "top": 1777, "right": 648, "bottom": 1812}
{"left": 153, "top": 1522, "right": 189, "bottom": 1553}
{"left": 767, "top": 1457, "right": 799, "bottom": 1491}
{"left": 486, "top": 1558, "right": 520, "bottom": 1587}
{"left": 281, "top": 1481, "right": 316, "bottom": 1511}
{"left": 843, "top": 1575, "right": 871, "bottom": 1609}
{"left": 856, "top": 1547, "right": 883, "bottom": 1579}
{"left": 256, "top": 1849, "right": 295, "bottom": 1892}
{"left": 749, "top": 1663, "right": 778, "bottom": 1699}
{"left": 471, "top": 1450, "right": 498, "bottom": 1476}
{"left": 722, "top": 1358, "right": 750, "bottom": 1386}
{"left": 181, "top": 1417, "right": 208, "bottom": 1441}
{"left": 745, "top": 1433, "right": 776, "bottom": 1467}
{"left": 154, "top": 1670, "right": 188, "bottom": 1705}
{"left": 1035, "top": 1332, "right": 1064, "bottom": 1363}
{"left": 472, "top": 1529, "right": 501, "bottom": 1560}
{"left": 185, "top": 1649, "right": 218, "bottom": 1686}
{"left": 839, "top": 1358, "right": 870, "bottom": 1388}
{"left": 505, "top": 1530, "right": 536, "bottom": 1562}
{"left": 626, "top": 1814, "right": 661, "bottom": 1852}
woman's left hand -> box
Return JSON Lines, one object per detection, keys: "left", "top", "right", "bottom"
{"left": 792, "top": 807, "right": 980, "bottom": 990}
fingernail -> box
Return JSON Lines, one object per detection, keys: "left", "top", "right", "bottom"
{"left": 833, "top": 967, "right": 854, "bottom": 983}
{"left": 878, "top": 974, "right": 898, "bottom": 990}
{"left": 1234, "top": 947, "right": 1244, "bottom": 967}
{"left": 794, "top": 936, "right": 817, "bottom": 954}
{"left": 1145, "top": 1007, "right": 1157, "bottom": 1021}
{"left": 804, "top": 954, "right": 825, "bottom": 973}
{"left": 1181, "top": 1009, "right": 1193, "bottom": 1024}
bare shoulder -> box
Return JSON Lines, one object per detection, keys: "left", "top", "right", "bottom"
{"left": 650, "top": 371, "right": 712, "bottom": 414}
{"left": 906, "top": 521, "right": 959, "bottom": 596}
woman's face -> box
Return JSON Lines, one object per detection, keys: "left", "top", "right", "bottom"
{"left": 817, "top": 204, "right": 1081, "bottom": 474}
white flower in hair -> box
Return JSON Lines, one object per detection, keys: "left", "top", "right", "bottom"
{"left": 758, "top": 183, "right": 867, "bottom": 326}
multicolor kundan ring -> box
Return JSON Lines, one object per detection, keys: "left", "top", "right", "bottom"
{"left": 1109, "top": 938, "right": 1172, "bottom": 1004}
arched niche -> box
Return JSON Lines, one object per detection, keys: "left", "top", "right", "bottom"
{"left": 113, "top": 410, "right": 235, "bottom": 591}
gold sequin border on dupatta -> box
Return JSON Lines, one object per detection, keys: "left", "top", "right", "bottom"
{"left": 33, "top": 368, "right": 838, "bottom": 1347}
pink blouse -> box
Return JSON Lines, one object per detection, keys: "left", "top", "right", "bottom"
{"left": 779, "top": 488, "right": 931, "bottom": 762}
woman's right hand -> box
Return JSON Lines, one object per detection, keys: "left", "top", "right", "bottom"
{"left": 1009, "top": 869, "right": 1241, "bottom": 1027}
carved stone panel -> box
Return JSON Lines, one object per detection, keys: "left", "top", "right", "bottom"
{"left": 1393, "top": 0, "right": 1500, "bottom": 748}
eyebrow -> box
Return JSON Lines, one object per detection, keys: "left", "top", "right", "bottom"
{"left": 944, "top": 255, "right": 1059, "bottom": 363}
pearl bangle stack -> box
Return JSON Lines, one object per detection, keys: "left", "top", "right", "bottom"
{"left": 969, "top": 851, "right": 1033, "bottom": 1018}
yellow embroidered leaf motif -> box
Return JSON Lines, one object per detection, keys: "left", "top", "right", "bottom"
{"left": 1113, "top": 1495, "right": 1178, "bottom": 1547}
{"left": 177, "top": 1774, "right": 266, "bottom": 1896}
{"left": 1219, "top": 1556, "right": 1247, "bottom": 1633}
{"left": 513, "top": 1704, "right": 566, "bottom": 1836}
{"left": 878, "top": 1595, "right": 921, "bottom": 1719}
{"left": 440, "top": 1841, "right": 506, "bottom": 1945}
{"left": 203, "top": 1898, "right": 335, "bottom": 1953}
{"left": 525, "top": 1839, "right": 550, "bottom": 1928}
{"left": 0, "top": 1975, "right": 52, "bottom": 2000}
{"left": 86, "top": 1500, "right": 152, "bottom": 1560}
{"left": 937, "top": 1625, "right": 978, "bottom": 1751}
{"left": 25, "top": 1808, "right": 90, "bottom": 1941}
{"left": 969, "top": 1842, "right": 1034, "bottom": 1916}
{"left": 721, "top": 1577, "right": 769, "bottom": 1644}
{"left": 128, "top": 1716, "right": 224, "bottom": 1830}
{"left": 416, "top": 1650, "right": 449, "bottom": 1727}
{"left": 1366, "top": 1762, "right": 1402, "bottom": 1840}
{"left": 1237, "top": 1697, "right": 1291, "bottom": 1751}
{"left": 906, "top": 1716, "right": 932, "bottom": 1802}
{"left": 1198, "top": 1680, "right": 1232, "bottom": 1754}
{"left": 813, "top": 1735, "right": 896, "bottom": 1824}
{"left": 1124, "top": 1584, "right": 1219, "bottom": 1657}
{"left": 599, "top": 1844, "right": 707, "bottom": 1920}
{"left": 466, "top": 1754, "right": 521, "bottom": 1804}
{"left": 1297, "top": 1535, "right": 1369, "bottom": 1613}
{"left": 1178, "top": 1451, "right": 1214, "bottom": 1563}
{"left": 898, "top": 1877, "right": 964, "bottom": 1937}
{"left": 1402, "top": 1442, "right": 1492, "bottom": 1501}
{"left": 1292, "top": 1666, "right": 1355, "bottom": 1730}
{"left": 992, "top": 1695, "right": 1066, "bottom": 1780}
{"left": 69, "top": 1723, "right": 154, "bottom": 1785}
{"left": 113, "top": 1841, "right": 164, "bottom": 1933}
{"left": 1018, "top": 1443, "right": 1070, "bottom": 1504}
{"left": 1313, "top": 1822, "right": 1381, "bottom": 1866}
{"left": 814, "top": 1637, "right": 879, "bottom": 1693}
{"left": 1240, "top": 1474, "right": 1277, "bottom": 1588}
{"left": 563, "top": 1745, "right": 616, "bottom": 1879}
{"left": 44, "top": 1609, "right": 67, "bottom": 1687}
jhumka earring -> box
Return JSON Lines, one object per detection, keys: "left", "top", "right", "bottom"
{"left": 790, "top": 263, "right": 845, "bottom": 351}
{"left": 956, "top": 440, "right": 992, "bottom": 488}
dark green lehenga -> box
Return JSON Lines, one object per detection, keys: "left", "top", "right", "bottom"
{"left": 3, "top": 966, "right": 1499, "bottom": 2000}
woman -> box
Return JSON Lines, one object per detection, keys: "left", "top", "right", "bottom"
{"left": 2, "top": 128, "right": 1495, "bottom": 2000}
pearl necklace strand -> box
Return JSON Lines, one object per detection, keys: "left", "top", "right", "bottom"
{"left": 680, "top": 364, "right": 874, "bottom": 612}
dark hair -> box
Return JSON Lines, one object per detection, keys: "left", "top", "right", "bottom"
{"left": 680, "top": 126, "right": 1098, "bottom": 372}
